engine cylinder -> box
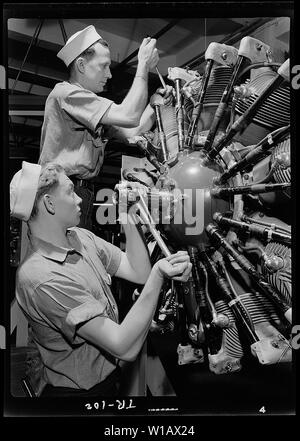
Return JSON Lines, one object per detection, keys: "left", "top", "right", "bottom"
{"left": 233, "top": 68, "right": 290, "bottom": 146}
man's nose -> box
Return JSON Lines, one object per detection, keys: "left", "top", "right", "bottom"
{"left": 106, "top": 68, "right": 112, "bottom": 79}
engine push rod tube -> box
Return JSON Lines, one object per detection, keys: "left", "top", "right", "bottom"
{"left": 213, "top": 212, "right": 291, "bottom": 245}
{"left": 206, "top": 58, "right": 290, "bottom": 161}
{"left": 205, "top": 224, "right": 292, "bottom": 322}
{"left": 201, "top": 251, "right": 259, "bottom": 343}
{"left": 185, "top": 59, "right": 214, "bottom": 150}
{"left": 240, "top": 214, "right": 291, "bottom": 234}
{"left": 150, "top": 94, "right": 169, "bottom": 162}
{"left": 211, "top": 182, "right": 291, "bottom": 198}
{"left": 154, "top": 106, "right": 169, "bottom": 162}
{"left": 174, "top": 79, "right": 185, "bottom": 152}
{"left": 189, "top": 248, "right": 230, "bottom": 329}
{"left": 203, "top": 56, "right": 244, "bottom": 151}
{"left": 215, "top": 125, "right": 290, "bottom": 185}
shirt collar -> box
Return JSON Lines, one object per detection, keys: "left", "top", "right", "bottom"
{"left": 28, "top": 228, "right": 83, "bottom": 263}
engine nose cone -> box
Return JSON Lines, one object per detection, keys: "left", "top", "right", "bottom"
{"left": 161, "top": 150, "right": 230, "bottom": 248}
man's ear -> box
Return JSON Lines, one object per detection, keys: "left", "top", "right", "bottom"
{"left": 43, "top": 194, "right": 55, "bottom": 215}
{"left": 75, "top": 57, "right": 85, "bottom": 74}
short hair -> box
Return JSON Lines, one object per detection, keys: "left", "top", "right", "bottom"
{"left": 68, "top": 38, "right": 109, "bottom": 75}
{"left": 29, "top": 163, "right": 65, "bottom": 220}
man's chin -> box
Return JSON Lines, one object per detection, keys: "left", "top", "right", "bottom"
{"left": 68, "top": 217, "right": 80, "bottom": 228}
{"left": 96, "top": 85, "right": 104, "bottom": 94}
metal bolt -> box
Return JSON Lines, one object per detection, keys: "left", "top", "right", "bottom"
{"left": 271, "top": 340, "right": 280, "bottom": 349}
{"left": 225, "top": 363, "right": 233, "bottom": 372}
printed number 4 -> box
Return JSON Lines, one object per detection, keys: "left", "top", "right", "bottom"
{"left": 259, "top": 406, "right": 266, "bottom": 414}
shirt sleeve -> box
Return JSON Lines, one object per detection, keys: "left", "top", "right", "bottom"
{"left": 60, "top": 87, "right": 114, "bottom": 132}
{"left": 31, "top": 277, "right": 110, "bottom": 345}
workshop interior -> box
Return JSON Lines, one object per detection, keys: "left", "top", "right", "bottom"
{"left": 7, "top": 14, "right": 294, "bottom": 412}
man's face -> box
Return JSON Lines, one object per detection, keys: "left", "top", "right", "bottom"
{"left": 83, "top": 43, "right": 112, "bottom": 93}
{"left": 51, "top": 173, "right": 82, "bottom": 228}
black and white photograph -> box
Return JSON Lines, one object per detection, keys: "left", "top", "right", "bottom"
{"left": 1, "top": 1, "right": 297, "bottom": 426}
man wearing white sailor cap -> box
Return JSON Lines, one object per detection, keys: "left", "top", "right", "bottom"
{"left": 10, "top": 161, "right": 191, "bottom": 396}
{"left": 39, "top": 25, "right": 172, "bottom": 230}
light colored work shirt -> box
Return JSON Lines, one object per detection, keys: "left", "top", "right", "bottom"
{"left": 16, "top": 227, "right": 122, "bottom": 390}
{"left": 39, "top": 81, "right": 114, "bottom": 179}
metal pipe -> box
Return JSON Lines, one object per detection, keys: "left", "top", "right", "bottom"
{"left": 211, "top": 182, "right": 291, "bottom": 198}
{"left": 136, "top": 194, "right": 171, "bottom": 258}
{"left": 237, "top": 62, "right": 282, "bottom": 79}
{"left": 205, "top": 224, "right": 292, "bottom": 322}
{"left": 174, "top": 79, "right": 185, "bottom": 151}
{"left": 185, "top": 59, "right": 214, "bottom": 149}
{"left": 202, "top": 251, "right": 259, "bottom": 343}
{"left": 204, "top": 56, "right": 244, "bottom": 151}
{"left": 156, "top": 66, "right": 167, "bottom": 89}
{"left": 241, "top": 214, "right": 291, "bottom": 235}
{"left": 59, "top": 19, "right": 68, "bottom": 43}
{"left": 215, "top": 125, "right": 290, "bottom": 184}
{"left": 11, "top": 19, "right": 44, "bottom": 93}
{"left": 154, "top": 105, "right": 169, "bottom": 162}
{"left": 213, "top": 212, "right": 291, "bottom": 245}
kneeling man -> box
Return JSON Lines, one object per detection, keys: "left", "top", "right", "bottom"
{"left": 10, "top": 161, "right": 191, "bottom": 397}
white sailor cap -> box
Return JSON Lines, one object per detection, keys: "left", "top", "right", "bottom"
{"left": 57, "top": 25, "right": 103, "bottom": 67}
{"left": 10, "top": 161, "right": 42, "bottom": 221}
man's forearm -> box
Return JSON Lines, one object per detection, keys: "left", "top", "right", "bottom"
{"left": 119, "top": 62, "right": 149, "bottom": 124}
{"left": 110, "top": 104, "right": 155, "bottom": 142}
{"left": 118, "top": 266, "right": 163, "bottom": 356}
{"left": 123, "top": 218, "right": 152, "bottom": 283}
{"left": 77, "top": 264, "right": 164, "bottom": 361}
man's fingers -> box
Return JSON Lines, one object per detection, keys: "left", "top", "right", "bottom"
{"left": 168, "top": 258, "right": 190, "bottom": 266}
{"left": 182, "top": 262, "right": 193, "bottom": 276}
{"left": 141, "top": 36, "right": 152, "bottom": 46}
{"left": 166, "top": 251, "right": 189, "bottom": 264}
{"left": 157, "top": 85, "right": 172, "bottom": 96}
{"left": 172, "top": 263, "right": 193, "bottom": 281}
{"left": 166, "top": 250, "right": 188, "bottom": 259}
{"left": 156, "top": 87, "right": 166, "bottom": 95}
{"left": 171, "top": 261, "right": 189, "bottom": 274}
{"left": 148, "top": 38, "right": 157, "bottom": 47}
{"left": 141, "top": 37, "right": 156, "bottom": 47}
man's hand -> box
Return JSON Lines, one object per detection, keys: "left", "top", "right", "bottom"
{"left": 154, "top": 251, "right": 192, "bottom": 282}
{"left": 151, "top": 85, "right": 174, "bottom": 106}
{"left": 138, "top": 38, "right": 159, "bottom": 71}
{"left": 127, "top": 135, "right": 145, "bottom": 145}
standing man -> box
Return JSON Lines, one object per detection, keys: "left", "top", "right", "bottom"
{"left": 39, "top": 25, "right": 170, "bottom": 229}
{"left": 10, "top": 161, "right": 192, "bottom": 396}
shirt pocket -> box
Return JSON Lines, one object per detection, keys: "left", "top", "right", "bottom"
{"left": 86, "top": 127, "right": 107, "bottom": 149}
